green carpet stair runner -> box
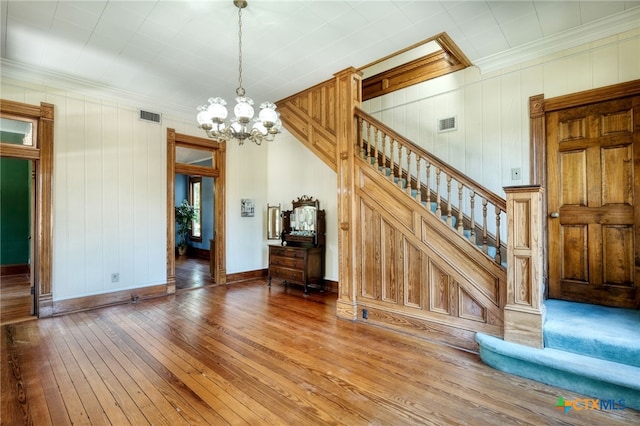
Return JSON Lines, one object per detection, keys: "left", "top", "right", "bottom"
{"left": 477, "top": 300, "right": 640, "bottom": 410}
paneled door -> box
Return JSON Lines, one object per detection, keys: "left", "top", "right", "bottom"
{"left": 547, "top": 95, "right": 639, "bottom": 308}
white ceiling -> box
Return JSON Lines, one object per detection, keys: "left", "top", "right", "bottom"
{"left": 1, "top": 1, "right": 639, "bottom": 117}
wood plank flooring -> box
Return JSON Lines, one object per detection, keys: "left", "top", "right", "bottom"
{"left": 0, "top": 273, "right": 33, "bottom": 325}
{"left": 175, "top": 256, "right": 212, "bottom": 290}
{"left": 2, "top": 281, "right": 639, "bottom": 425}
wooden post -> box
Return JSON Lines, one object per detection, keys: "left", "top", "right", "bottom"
{"left": 335, "top": 67, "right": 362, "bottom": 320}
{"left": 503, "top": 185, "right": 545, "bottom": 348}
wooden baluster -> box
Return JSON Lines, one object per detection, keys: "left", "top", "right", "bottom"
{"left": 425, "top": 163, "right": 431, "bottom": 207}
{"left": 389, "top": 138, "right": 396, "bottom": 182}
{"left": 364, "top": 121, "right": 371, "bottom": 161}
{"left": 482, "top": 198, "right": 488, "bottom": 253}
{"left": 470, "top": 192, "right": 476, "bottom": 244}
{"left": 415, "top": 155, "right": 422, "bottom": 202}
{"left": 381, "top": 132, "right": 387, "bottom": 177}
{"left": 435, "top": 168, "right": 442, "bottom": 217}
{"left": 446, "top": 175, "right": 453, "bottom": 226}
{"left": 457, "top": 183, "right": 464, "bottom": 234}
{"left": 397, "top": 144, "right": 405, "bottom": 189}
{"left": 495, "top": 206, "right": 502, "bottom": 264}
{"left": 373, "top": 125, "right": 379, "bottom": 168}
{"left": 404, "top": 148, "right": 411, "bottom": 194}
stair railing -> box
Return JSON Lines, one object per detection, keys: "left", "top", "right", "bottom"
{"left": 355, "top": 107, "right": 507, "bottom": 267}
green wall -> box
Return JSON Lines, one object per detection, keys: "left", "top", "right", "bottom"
{"left": 1, "top": 157, "right": 30, "bottom": 265}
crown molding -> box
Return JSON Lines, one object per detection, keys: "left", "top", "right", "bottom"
{"left": 474, "top": 7, "right": 640, "bottom": 74}
{"left": 0, "top": 58, "right": 195, "bottom": 120}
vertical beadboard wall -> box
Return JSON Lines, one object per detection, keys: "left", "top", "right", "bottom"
{"left": 266, "top": 131, "right": 338, "bottom": 281}
{"left": 362, "top": 29, "right": 640, "bottom": 199}
{"left": 1, "top": 80, "right": 198, "bottom": 300}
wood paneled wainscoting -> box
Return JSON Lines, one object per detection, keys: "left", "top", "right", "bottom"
{"left": 3, "top": 280, "right": 638, "bottom": 425}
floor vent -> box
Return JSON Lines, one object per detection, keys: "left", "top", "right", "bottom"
{"left": 139, "top": 110, "right": 162, "bottom": 124}
{"left": 437, "top": 116, "right": 457, "bottom": 132}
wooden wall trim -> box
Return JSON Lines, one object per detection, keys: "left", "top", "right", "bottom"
{"left": 167, "top": 129, "right": 227, "bottom": 290}
{"left": 543, "top": 80, "right": 640, "bottom": 112}
{"left": 0, "top": 99, "right": 54, "bottom": 318}
{"left": 529, "top": 80, "right": 640, "bottom": 307}
{"left": 166, "top": 129, "right": 177, "bottom": 293}
{"left": 52, "top": 284, "right": 169, "bottom": 316}
{"left": 0, "top": 264, "right": 30, "bottom": 276}
{"left": 361, "top": 32, "right": 471, "bottom": 101}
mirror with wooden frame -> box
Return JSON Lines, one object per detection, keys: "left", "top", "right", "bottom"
{"left": 267, "top": 204, "right": 281, "bottom": 240}
{"left": 281, "top": 195, "right": 325, "bottom": 247}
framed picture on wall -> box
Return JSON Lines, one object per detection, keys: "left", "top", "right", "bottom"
{"left": 241, "top": 199, "right": 255, "bottom": 217}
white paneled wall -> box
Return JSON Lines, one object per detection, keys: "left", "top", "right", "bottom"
{"left": 0, "top": 77, "right": 336, "bottom": 299}
{"left": 266, "top": 131, "right": 338, "bottom": 281}
{"left": 362, "top": 29, "right": 640, "bottom": 198}
{"left": 225, "top": 138, "right": 268, "bottom": 274}
{"left": 1, "top": 79, "right": 197, "bottom": 300}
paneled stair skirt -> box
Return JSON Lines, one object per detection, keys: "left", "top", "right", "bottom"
{"left": 476, "top": 300, "right": 640, "bottom": 410}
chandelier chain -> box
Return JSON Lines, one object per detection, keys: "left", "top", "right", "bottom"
{"left": 236, "top": 5, "right": 244, "bottom": 96}
{"left": 196, "top": 0, "right": 280, "bottom": 145}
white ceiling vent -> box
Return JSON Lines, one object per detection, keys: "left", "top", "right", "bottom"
{"left": 139, "top": 110, "right": 162, "bottom": 124}
{"left": 437, "top": 116, "right": 457, "bottom": 133}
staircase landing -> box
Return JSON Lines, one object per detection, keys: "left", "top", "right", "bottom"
{"left": 477, "top": 300, "right": 640, "bottom": 411}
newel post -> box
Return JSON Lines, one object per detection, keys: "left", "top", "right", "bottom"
{"left": 335, "top": 67, "right": 362, "bottom": 320}
{"left": 503, "top": 185, "right": 545, "bottom": 348}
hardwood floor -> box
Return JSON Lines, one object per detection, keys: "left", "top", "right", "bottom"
{"left": 2, "top": 281, "right": 638, "bottom": 425}
{"left": 0, "top": 273, "right": 33, "bottom": 325}
{"left": 175, "top": 256, "right": 212, "bottom": 290}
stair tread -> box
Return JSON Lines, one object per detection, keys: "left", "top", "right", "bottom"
{"left": 544, "top": 300, "right": 640, "bottom": 368}
{"left": 477, "top": 333, "right": 640, "bottom": 391}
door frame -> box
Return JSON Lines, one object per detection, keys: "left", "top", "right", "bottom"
{"left": 166, "top": 129, "right": 226, "bottom": 292}
{"left": 529, "top": 79, "right": 640, "bottom": 300}
{"left": 0, "top": 99, "right": 54, "bottom": 317}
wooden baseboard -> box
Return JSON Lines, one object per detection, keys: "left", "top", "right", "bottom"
{"left": 52, "top": 284, "right": 170, "bottom": 316}
{"left": 189, "top": 247, "right": 210, "bottom": 260}
{"left": 227, "top": 269, "right": 268, "bottom": 283}
{"left": 323, "top": 279, "right": 338, "bottom": 293}
{"left": 357, "top": 304, "right": 480, "bottom": 353}
{"left": 1, "top": 264, "right": 30, "bottom": 276}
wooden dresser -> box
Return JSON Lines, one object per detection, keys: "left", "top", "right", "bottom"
{"left": 268, "top": 195, "right": 326, "bottom": 295}
{"left": 268, "top": 245, "right": 324, "bottom": 294}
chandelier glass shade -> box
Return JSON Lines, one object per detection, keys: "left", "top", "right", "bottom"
{"left": 196, "top": 0, "right": 280, "bottom": 145}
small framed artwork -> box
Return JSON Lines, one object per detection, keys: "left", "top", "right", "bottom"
{"left": 241, "top": 199, "right": 255, "bottom": 217}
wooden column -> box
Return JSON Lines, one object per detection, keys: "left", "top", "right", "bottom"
{"left": 166, "top": 128, "right": 177, "bottom": 294}
{"left": 214, "top": 142, "right": 227, "bottom": 285}
{"left": 37, "top": 102, "right": 54, "bottom": 317}
{"left": 335, "top": 67, "right": 362, "bottom": 320}
{"left": 503, "top": 185, "right": 545, "bottom": 348}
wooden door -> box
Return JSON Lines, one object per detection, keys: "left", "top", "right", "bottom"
{"left": 547, "top": 95, "right": 639, "bottom": 308}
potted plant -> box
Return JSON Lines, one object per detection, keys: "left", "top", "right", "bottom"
{"left": 175, "top": 199, "right": 197, "bottom": 256}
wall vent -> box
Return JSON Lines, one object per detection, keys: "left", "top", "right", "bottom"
{"left": 437, "top": 116, "right": 457, "bottom": 132}
{"left": 139, "top": 110, "right": 162, "bottom": 124}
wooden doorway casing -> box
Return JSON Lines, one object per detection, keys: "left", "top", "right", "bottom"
{"left": 0, "top": 99, "right": 54, "bottom": 317}
{"left": 166, "top": 129, "right": 226, "bottom": 292}
{"left": 530, "top": 80, "right": 640, "bottom": 308}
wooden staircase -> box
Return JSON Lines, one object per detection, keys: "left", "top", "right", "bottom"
{"left": 276, "top": 68, "right": 543, "bottom": 352}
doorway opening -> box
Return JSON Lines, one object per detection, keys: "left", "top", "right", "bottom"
{"left": 166, "top": 129, "right": 226, "bottom": 294}
{"left": 0, "top": 100, "right": 54, "bottom": 320}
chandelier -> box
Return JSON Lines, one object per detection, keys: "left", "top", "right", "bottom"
{"left": 196, "top": 0, "right": 281, "bottom": 145}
